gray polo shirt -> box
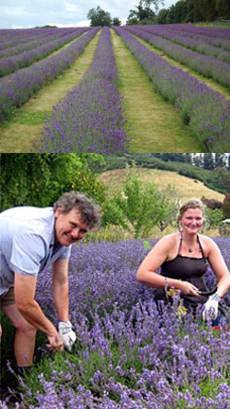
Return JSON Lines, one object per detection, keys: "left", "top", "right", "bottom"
{"left": 0, "top": 206, "right": 71, "bottom": 296}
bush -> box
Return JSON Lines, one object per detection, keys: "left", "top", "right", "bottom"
{"left": 205, "top": 208, "right": 224, "bottom": 230}
{"left": 219, "top": 219, "right": 230, "bottom": 236}
{"left": 201, "top": 197, "right": 223, "bottom": 210}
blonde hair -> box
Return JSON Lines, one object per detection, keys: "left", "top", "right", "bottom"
{"left": 177, "top": 199, "right": 205, "bottom": 223}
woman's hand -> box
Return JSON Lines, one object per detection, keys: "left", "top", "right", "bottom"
{"left": 177, "top": 280, "right": 200, "bottom": 296}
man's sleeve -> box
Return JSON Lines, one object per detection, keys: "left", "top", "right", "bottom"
{"left": 59, "top": 245, "right": 72, "bottom": 259}
{"left": 9, "top": 232, "right": 46, "bottom": 276}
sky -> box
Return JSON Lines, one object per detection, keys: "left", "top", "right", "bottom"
{"left": 0, "top": 0, "right": 178, "bottom": 29}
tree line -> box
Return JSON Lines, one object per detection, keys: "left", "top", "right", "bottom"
{"left": 87, "top": 1, "right": 230, "bottom": 27}
{"left": 102, "top": 154, "right": 230, "bottom": 170}
{"left": 127, "top": 0, "right": 230, "bottom": 25}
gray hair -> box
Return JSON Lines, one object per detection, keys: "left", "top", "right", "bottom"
{"left": 53, "top": 191, "right": 101, "bottom": 230}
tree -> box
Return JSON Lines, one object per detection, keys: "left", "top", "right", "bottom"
{"left": 183, "top": 154, "right": 192, "bottom": 164}
{"left": 141, "top": 0, "right": 165, "bottom": 12}
{"left": 127, "top": 3, "right": 156, "bottom": 24}
{"left": 102, "top": 167, "right": 178, "bottom": 238}
{"left": 127, "top": 0, "right": 165, "bottom": 24}
{"left": 0, "top": 154, "right": 105, "bottom": 211}
{"left": 215, "top": 154, "right": 226, "bottom": 169}
{"left": 213, "top": 168, "right": 230, "bottom": 192}
{"left": 87, "top": 6, "right": 112, "bottom": 27}
{"left": 192, "top": 0, "right": 218, "bottom": 21}
{"left": 170, "top": 0, "right": 188, "bottom": 23}
{"left": 193, "top": 154, "right": 203, "bottom": 167}
{"left": 203, "top": 153, "right": 215, "bottom": 170}
{"left": 216, "top": 0, "right": 230, "bottom": 19}
{"left": 157, "top": 8, "right": 169, "bottom": 24}
{"left": 112, "top": 17, "right": 121, "bottom": 26}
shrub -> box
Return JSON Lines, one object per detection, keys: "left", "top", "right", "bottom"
{"left": 222, "top": 194, "right": 230, "bottom": 218}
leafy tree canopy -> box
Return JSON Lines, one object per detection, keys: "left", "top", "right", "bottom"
{"left": 112, "top": 17, "right": 121, "bottom": 26}
{"left": 87, "top": 6, "right": 112, "bottom": 27}
{"left": 0, "top": 154, "right": 106, "bottom": 210}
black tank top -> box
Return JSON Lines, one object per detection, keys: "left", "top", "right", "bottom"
{"left": 157, "top": 234, "right": 209, "bottom": 305}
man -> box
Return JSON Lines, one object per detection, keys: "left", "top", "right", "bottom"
{"left": 0, "top": 191, "right": 100, "bottom": 373}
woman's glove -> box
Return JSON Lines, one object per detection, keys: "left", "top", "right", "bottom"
{"left": 58, "top": 321, "right": 77, "bottom": 352}
{"left": 202, "top": 293, "right": 220, "bottom": 321}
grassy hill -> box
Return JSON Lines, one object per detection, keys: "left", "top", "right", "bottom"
{"left": 99, "top": 167, "right": 225, "bottom": 203}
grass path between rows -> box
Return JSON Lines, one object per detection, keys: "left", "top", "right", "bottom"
{"left": 0, "top": 31, "right": 101, "bottom": 152}
{"left": 111, "top": 30, "right": 203, "bottom": 152}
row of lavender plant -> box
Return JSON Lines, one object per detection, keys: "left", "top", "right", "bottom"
{"left": 0, "top": 28, "right": 79, "bottom": 59}
{"left": 114, "top": 27, "right": 230, "bottom": 152}
{"left": 164, "top": 24, "right": 230, "bottom": 51}
{"left": 0, "top": 28, "right": 68, "bottom": 51}
{"left": 140, "top": 24, "right": 230, "bottom": 51}
{"left": 0, "top": 28, "right": 89, "bottom": 77}
{"left": 0, "top": 28, "right": 98, "bottom": 123}
{"left": 124, "top": 26, "right": 230, "bottom": 89}
{"left": 141, "top": 25, "right": 230, "bottom": 64}
{"left": 164, "top": 23, "right": 230, "bottom": 39}
{"left": 3, "top": 237, "right": 230, "bottom": 409}
{"left": 35, "top": 27, "right": 129, "bottom": 153}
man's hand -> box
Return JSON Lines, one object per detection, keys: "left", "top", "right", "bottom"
{"left": 47, "top": 332, "right": 64, "bottom": 352}
{"left": 202, "top": 293, "right": 220, "bottom": 321}
{"left": 58, "top": 321, "right": 77, "bottom": 352}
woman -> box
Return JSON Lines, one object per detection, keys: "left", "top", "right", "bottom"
{"left": 137, "top": 199, "right": 230, "bottom": 322}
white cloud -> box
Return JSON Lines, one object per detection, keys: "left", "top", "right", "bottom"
{"left": 55, "top": 19, "right": 90, "bottom": 27}
{"left": 64, "top": 2, "right": 81, "bottom": 14}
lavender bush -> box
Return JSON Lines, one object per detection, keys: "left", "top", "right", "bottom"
{"left": 0, "top": 28, "right": 98, "bottom": 123}
{"left": 2, "top": 237, "right": 230, "bottom": 409}
{"left": 114, "top": 27, "right": 230, "bottom": 152}
{"left": 35, "top": 27, "right": 129, "bottom": 153}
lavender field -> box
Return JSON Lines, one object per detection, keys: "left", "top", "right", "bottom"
{"left": 2, "top": 237, "right": 230, "bottom": 409}
{"left": 0, "top": 24, "right": 230, "bottom": 152}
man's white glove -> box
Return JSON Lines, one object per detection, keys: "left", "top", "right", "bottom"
{"left": 58, "top": 321, "right": 77, "bottom": 352}
{"left": 202, "top": 293, "right": 220, "bottom": 321}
